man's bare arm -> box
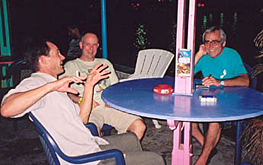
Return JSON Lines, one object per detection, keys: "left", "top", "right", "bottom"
{"left": 202, "top": 73, "right": 249, "bottom": 87}
{"left": 195, "top": 44, "right": 207, "bottom": 65}
{"left": 67, "top": 89, "right": 100, "bottom": 109}
{"left": 1, "top": 76, "right": 84, "bottom": 117}
{"left": 68, "top": 93, "right": 80, "bottom": 104}
{"left": 1, "top": 84, "right": 53, "bottom": 117}
{"left": 78, "top": 63, "right": 110, "bottom": 124}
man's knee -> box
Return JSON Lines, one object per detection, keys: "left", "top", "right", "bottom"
{"left": 125, "top": 151, "right": 165, "bottom": 165}
{"left": 208, "top": 122, "right": 221, "bottom": 130}
{"left": 192, "top": 123, "right": 198, "bottom": 129}
{"left": 128, "top": 119, "right": 146, "bottom": 132}
{"left": 127, "top": 119, "right": 146, "bottom": 140}
{"left": 207, "top": 122, "right": 222, "bottom": 137}
{"left": 191, "top": 123, "right": 200, "bottom": 133}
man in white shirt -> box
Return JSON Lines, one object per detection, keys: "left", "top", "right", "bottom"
{"left": 0, "top": 39, "right": 164, "bottom": 165}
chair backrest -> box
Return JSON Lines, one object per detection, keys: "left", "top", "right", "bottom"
{"left": 130, "top": 49, "right": 174, "bottom": 79}
{"left": 28, "top": 112, "right": 62, "bottom": 165}
{"left": 244, "top": 63, "right": 257, "bottom": 89}
{"left": 29, "top": 112, "right": 102, "bottom": 165}
{"left": 29, "top": 112, "right": 125, "bottom": 165}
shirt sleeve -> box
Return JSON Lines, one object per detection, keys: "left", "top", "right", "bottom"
{"left": 1, "top": 78, "right": 45, "bottom": 118}
{"left": 231, "top": 51, "right": 247, "bottom": 76}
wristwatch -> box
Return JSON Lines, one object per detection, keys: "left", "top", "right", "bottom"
{"left": 220, "top": 80, "right": 225, "bottom": 86}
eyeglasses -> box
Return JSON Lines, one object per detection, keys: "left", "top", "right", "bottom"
{"left": 204, "top": 40, "right": 222, "bottom": 46}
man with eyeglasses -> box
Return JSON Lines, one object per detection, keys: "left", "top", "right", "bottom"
{"left": 193, "top": 26, "right": 249, "bottom": 165}
{"left": 60, "top": 33, "right": 146, "bottom": 140}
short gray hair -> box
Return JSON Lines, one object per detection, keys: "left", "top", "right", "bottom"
{"left": 202, "top": 26, "right": 226, "bottom": 42}
{"left": 80, "top": 33, "right": 99, "bottom": 43}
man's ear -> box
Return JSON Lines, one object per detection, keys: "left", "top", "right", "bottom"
{"left": 39, "top": 55, "right": 48, "bottom": 65}
{"left": 222, "top": 41, "right": 226, "bottom": 47}
{"left": 79, "top": 41, "right": 83, "bottom": 49}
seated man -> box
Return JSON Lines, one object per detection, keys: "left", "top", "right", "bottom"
{"left": 193, "top": 26, "right": 249, "bottom": 165}
{"left": 59, "top": 32, "right": 146, "bottom": 140}
{"left": 0, "top": 39, "right": 165, "bottom": 165}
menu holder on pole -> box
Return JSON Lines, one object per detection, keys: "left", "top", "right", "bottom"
{"left": 174, "top": 49, "right": 194, "bottom": 95}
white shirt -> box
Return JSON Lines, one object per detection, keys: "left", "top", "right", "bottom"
{"left": 2, "top": 73, "right": 108, "bottom": 165}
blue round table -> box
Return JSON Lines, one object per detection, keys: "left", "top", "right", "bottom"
{"left": 102, "top": 77, "right": 263, "bottom": 165}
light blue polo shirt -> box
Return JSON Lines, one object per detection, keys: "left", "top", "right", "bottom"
{"left": 194, "top": 47, "right": 247, "bottom": 79}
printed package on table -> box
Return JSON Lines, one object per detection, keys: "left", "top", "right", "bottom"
{"left": 176, "top": 49, "right": 191, "bottom": 77}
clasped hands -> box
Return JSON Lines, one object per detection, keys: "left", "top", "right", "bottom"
{"left": 202, "top": 76, "right": 221, "bottom": 87}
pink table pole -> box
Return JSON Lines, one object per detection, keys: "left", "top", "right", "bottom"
{"left": 187, "top": 0, "right": 197, "bottom": 89}
{"left": 172, "top": 0, "right": 196, "bottom": 164}
{"left": 167, "top": 121, "right": 192, "bottom": 165}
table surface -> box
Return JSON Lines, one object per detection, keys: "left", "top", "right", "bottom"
{"left": 102, "top": 77, "right": 263, "bottom": 122}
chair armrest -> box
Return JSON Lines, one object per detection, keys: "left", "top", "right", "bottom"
{"left": 85, "top": 123, "right": 99, "bottom": 136}
{"left": 63, "top": 149, "right": 125, "bottom": 165}
{"left": 119, "top": 74, "right": 137, "bottom": 82}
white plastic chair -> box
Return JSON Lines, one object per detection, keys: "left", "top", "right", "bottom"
{"left": 121, "top": 49, "right": 174, "bottom": 128}
{"left": 124, "top": 49, "right": 174, "bottom": 80}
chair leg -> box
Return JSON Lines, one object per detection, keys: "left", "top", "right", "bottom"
{"left": 152, "top": 119, "right": 162, "bottom": 129}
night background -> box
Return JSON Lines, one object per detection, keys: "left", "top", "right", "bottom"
{"left": 6, "top": 0, "right": 263, "bottom": 68}
{"left": 0, "top": 0, "right": 262, "bottom": 92}
{"left": 0, "top": 1, "right": 263, "bottom": 164}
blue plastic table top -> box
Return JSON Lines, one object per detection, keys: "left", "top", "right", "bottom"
{"left": 102, "top": 77, "right": 263, "bottom": 122}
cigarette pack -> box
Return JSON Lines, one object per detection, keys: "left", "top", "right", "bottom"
{"left": 199, "top": 95, "right": 217, "bottom": 102}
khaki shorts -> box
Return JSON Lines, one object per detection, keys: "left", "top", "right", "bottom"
{"left": 89, "top": 106, "right": 142, "bottom": 133}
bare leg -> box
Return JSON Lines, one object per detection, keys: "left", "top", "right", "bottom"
{"left": 127, "top": 119, "right": 146, "bottom": 140}
{"left": 194, "top": 122, "right": 221, "bottom": 165}
{"left": 97, "top": 127, "right": 102, "bottom": 136}
{"left": 192, "top": 123, "right": 205, "bottom": 146}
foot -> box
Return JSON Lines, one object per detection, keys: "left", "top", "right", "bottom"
{"left": 152, "top": 119, "right": 162, "bottom": 129}
{"left": 194, "top": 157, "right": 206, "bottom": 165}
{"left": 194, "top": 148, "right": 217, "bottom": 165}
{"left": 206, "top": 148, "right": 218, "bottom": 164}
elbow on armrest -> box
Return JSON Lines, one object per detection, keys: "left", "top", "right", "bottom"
{"left": 0, "top": 104, "right": 13, "bottom": 118}
{"left": 244, "top": 74, "right": 250, "bottom": 87}
{"left": 0, "top": 105, "right": 19, "bottom": 118}
{"left": 0, "top": 107, "right": 9, "bottom": 118}
{"left": 244, "top": 79, "right": 249, "bottom": 87}
{"left": 240, "top": 73, "right": 250, "bottom": 87}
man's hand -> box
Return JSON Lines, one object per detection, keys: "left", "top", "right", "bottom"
{"left": 202, "top": 76, "right": 221, "bottom": 87}
{"left": 91, "top": 100, "right": 111, "bottom": 109}
{"left": 92, "top": 100, "right": 100, "bottom": 108}
{"left": 50, "top": 76, "right": 85, "bottom": 94}
{"left": 195, "top": 44, "right": 208, "bottom": 65}
{"left": 79, "top": 63, "right": 110, "bottom": 124}
{"left": 198, "top": 44, "right": 207, "bottom": 56}
{"left": 1, "top": 76, "right": 85, "bottom": 118}
{"left": 104, "top": 104, "right": 111, "bottom": 108}
{"left": 85, "top": 63, "right": 110, "bottom": 87}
